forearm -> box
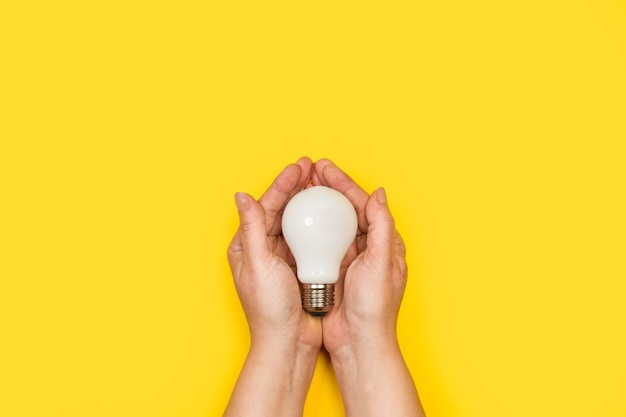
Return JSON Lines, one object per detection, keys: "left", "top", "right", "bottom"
{"left": 330, "top": 339, "right": 425, "bottom": 417}
{"left": 224, "top": 340, "right": 318, "bottom": 417}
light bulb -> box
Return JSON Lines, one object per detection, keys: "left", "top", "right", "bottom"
{"left": 282, "top": 186, "right": 358, "bottom": 316}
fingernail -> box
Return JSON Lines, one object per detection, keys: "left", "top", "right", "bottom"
{"left": 235, "top": 192, "right": 249, "bottom": 210}
{"left": 377, "top": 187, "right": 387, "bottom": 204}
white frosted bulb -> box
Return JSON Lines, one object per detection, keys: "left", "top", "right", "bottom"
{"left": 282, "top": 186, "right": 358, "bottom": 316}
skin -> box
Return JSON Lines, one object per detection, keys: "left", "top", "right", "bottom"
{"left": 224, "top": 157, "right": 426, "bottom": 417}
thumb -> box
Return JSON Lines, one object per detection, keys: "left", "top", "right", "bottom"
{"left": 234, "top": 192, "right": 270, "bottom": 265}
{"left": 364, "top": 188, "right": 395, "bottom": 262}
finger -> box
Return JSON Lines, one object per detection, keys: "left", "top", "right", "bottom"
{"left": 233, "top": 192, "right": 270, "bottom": 266}
{"left": 393, "top": 231, "right": 408, "bottom": 284}
{"left": 364, "top": 187, "right": 395, "bottom": 263}
{"left": 356, "top": 234, "right": 367, "bottom": 254}
{"left": 314, "top": 158, "right": 369, "bottom": 234}
{"left": 226, "top": 231, "right": 243, "bottom": 274}
{"left": 258, "top": 163, "right": 301, "bottom": 235}
{"left": 277, "top": 157, "right": 314, "bottom": 231}
{"left": 394, "top": 230, "right": 407, "bottom": 260}
{"left": 295, "top": 156, "right": 314, "bottom": 189}
{"left": 334, "top": 241, "right": 358, "bottom": 303}
{"left": 310, "top": 162, "right": 323, "bottom": 186}
{"left": 259, "top": 157, "right": 313, "bottom": 236}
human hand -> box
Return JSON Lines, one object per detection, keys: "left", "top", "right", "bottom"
{"left": 227, "top": 156, "right": 322, "bottom": 351}
{"left": 224, "top": 157, "right": 322, "bottom": 417}
{"left": 225, "top": 157, "right": 424, "bottom": 417}
{"left": 311, "top": 158, "right": 424, "bottom": 417}
{"left": 310, "top": 158, "right": 407, "bottom": 355}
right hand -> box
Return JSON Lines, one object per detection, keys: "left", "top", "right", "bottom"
{"left": 311, "top": 159, "right": 424, "bottom": 417}
{"left": 310, "top": 159, "right": 409, "bottom": 356}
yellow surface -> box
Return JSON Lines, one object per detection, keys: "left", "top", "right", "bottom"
{"left": 1, "top": 1, "right": 626, "bottom": 416}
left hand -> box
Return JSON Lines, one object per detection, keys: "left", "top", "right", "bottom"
{"left": 227, "top": 157, "right": 322, "bottom": 351}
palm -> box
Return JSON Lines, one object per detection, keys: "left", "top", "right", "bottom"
{"left": 320, "top": 272, "right": 355, "bottom": 354}
{"left": 321, "top": 235, "right": 369, "bottom": 354}
{"left": 267, "top": 235, "right": 322, "bottom": 348}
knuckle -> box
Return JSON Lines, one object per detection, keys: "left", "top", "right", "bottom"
{"left": 398, "top": 259, "right": 408, "bottom": 280}
{"left": 394, "top": 230, "right": 406, "bottom": 250}
{"left": 239, "top": 219, "right": 257, "bottom": 234}
{"left": 227, "top": 234, "right": 243, "bottom": 262}
{"left": 227, "top": 236, "right": 238, "bottom": 253}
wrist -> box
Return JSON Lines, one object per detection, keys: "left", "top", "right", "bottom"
{"left": 227, "top": 336, "right": 319, "bottom": 417}
{"left": 249, "top": 334, "right": 320, "bottom": 371}
{"left": 329, "top": 335, "right": 401, "bottom": 370}
{"left": 328, "top": 338, "right": 423, "bottom": 417}
{"left": 326, "top": 322, "right": 399, "bottom": 361}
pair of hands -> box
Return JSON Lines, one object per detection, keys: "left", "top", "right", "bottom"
{"left": 225, "top": 157, "right": 424, "bottom": 417}
{"left": 227, "top": 156, "right": 408, "bottom": 358}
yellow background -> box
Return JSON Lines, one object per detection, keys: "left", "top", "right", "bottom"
{"left": 1, "top": 1, "right": 625, "bottom": 416}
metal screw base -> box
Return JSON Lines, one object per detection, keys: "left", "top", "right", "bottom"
{"left": 301, "top": 283, "right": 334, "bottom": 316}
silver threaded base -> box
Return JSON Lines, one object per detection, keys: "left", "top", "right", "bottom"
{"left": 301, "top": 283, "right": 335, "bottom": 316}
